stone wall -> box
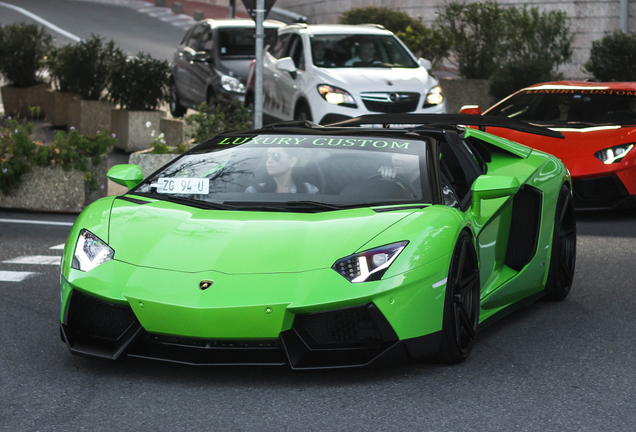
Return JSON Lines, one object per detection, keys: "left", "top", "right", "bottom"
{"left": 272, "top": 0, "right": 636, "bottom": 79}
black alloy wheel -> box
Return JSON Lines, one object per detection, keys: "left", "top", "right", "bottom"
{"left": 170, "top": 81, "right": 187, "bottom": 118}
{"left": 435, "top": 230, "right": 480, "bottom": 364}
{"left": 545, "top": 184, "right": 577, "bottom": 300}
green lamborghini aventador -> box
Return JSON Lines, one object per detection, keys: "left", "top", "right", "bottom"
{"left": 60, "top": 114, "right": 576, "bottom": 369}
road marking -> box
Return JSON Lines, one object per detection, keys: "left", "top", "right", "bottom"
{"left": 0, "top": 271, "right": 39, "bottom": 282}
{"left": 3, "top": 256, "right": 62, "bottom": 265}
{"left": 0, "top": 2, "right": 82, "bottom": 42}
{"left": 0, "top": 218, "right": 73, "bottom": 227}
{"left": 50, "top": 244, "right": 66, "bottom": 250}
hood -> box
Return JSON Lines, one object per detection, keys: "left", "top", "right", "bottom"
{"left": 314, "top": 67, "right": 435, "bottom": 95}
{"left": 217, "top": 58, "right": 252, "bottom": 82}
{"left": 108, "top": 200, "right": 417, "bottom": 274}
{"left": 485, "top": 125, "right": 636, "bottom": 177}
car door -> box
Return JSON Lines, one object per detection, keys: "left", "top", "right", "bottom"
{"left": 179, "top": 24, "right": 206, "bottom": 104}
{"left": 438, "top": 136, "right": 513, "bottom": 298}
{"left": 189, "top": 26, "right": 214, "bottom": 106}
{"left": 274, "top": 33, "right": 307, "bottom": 120}
{"left": 263, "top": 33, "right": 291, "bottom": 121}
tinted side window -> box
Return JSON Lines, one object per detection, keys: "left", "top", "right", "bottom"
{"left": 439, "top": 142, "right": 470, "bottom": 204}
{"left": 186, "top": 25, "right": 205, "bottom": 49}
{"left": 288, "top": 35, "right": 305, "bottom": 71}
{"left": 269, "top": 33, "right": 291, "bottom": 59}
{"left": 199, "top": 29, "right": 214, "bottom": 52}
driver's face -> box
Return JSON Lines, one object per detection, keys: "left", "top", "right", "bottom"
{"left": 392, "top": 154, "right": 419, "bottom": 176}
{"left": 359, "top": 43, "right": 375, "bottom": 61}
{"left": 312, "top": 43, "right": 325, "bottom": 60}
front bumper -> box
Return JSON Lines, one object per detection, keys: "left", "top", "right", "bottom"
{"left": 572, "top": 174, "right": 636, "bottom": 210}
{"left": 60, "top": 289, "right": 441, "bottom": 369}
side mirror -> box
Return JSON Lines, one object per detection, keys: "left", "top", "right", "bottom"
{"left": 276, "top": 57, "right": 297, "bottom": 73}
{"left": 193, "top": 51, "right": 212, "bottom": 62}
{"left": 418, "top": 58, "right": 432, "bottom": 70}
{"left": 108, "top": 164, "right": 143, "bottom": 190}
{"left": 471, "top": 175, "right": 520, "bottom": 217}
{"left": 460, "top": 105, "right": 482, "bottom": 115}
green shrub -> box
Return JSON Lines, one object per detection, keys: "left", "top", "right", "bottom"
{"left": 0, "top": 119, "right": 114, "bottom": 194}
{"left": 437, "top": 1, "right": 505, "bottom": 79}
{"left": 339, "top": 7, "right": 414, "bottom": 34}
{"left": 489, "top": 6, "right": 572, "bottom": 99}
{"left": 585, "top": 30, "right": 636, "bottom": 81}
{"left": 109, "top": 53, "right": 170, "bottom": 111}
{"left": 46, "top": 35, "right": 122, "bottom": 98}
{"left": 396, "top": 21, "right": 450, "bottom": 69}
{"left": 0, "top": 23, "right": 52, "bottom": 88}
{"left": 185, "top": 102, "right": 250, "bottom": 144}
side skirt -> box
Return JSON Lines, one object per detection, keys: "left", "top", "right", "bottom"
{"left": 478, "top": 291, "right": 545, "bottom": 331}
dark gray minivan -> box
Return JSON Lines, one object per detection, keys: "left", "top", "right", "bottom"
{"left": 170, "top": 19, "right": 282, "bottom": 117}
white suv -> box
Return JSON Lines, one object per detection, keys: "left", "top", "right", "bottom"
{"left": 248, "top": 24, "right": 446, "bottom": 124}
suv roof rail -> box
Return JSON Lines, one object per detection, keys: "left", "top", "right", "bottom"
{"left": 327, "top": 114, "right": 565, "bottom": 139}
{"left": 357, "top": 23, "right": 387, "bottom": 30}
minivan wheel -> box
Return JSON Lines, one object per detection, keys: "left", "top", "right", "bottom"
{"left": 170, "top": 81, "right": 187, "bottom": 118}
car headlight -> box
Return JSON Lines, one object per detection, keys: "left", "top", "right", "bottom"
{"left": 72, "top": 229, "right": 114, "bottom": 272}
{"left": 317, "top": 85, "right": 357, "bottom": 108}
{"left": 221, "top": 75, "right": 245, "bottom": 93}
{"left": 594, "top": 143, "right": 634, "bottom": 164}
{"left": 424, "top": 85, "right": 444, "bottom": 107}
{"left": 333, "top": 241, "right": 408, "bottom": 283}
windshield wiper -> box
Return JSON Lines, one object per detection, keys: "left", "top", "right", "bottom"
{"left": 284, "top": 201, "right": 344, "bottom": 211}
{"left": 148, "top": 194, "right": 236, "bottom": 210}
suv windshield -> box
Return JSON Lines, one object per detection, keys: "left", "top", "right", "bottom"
{"left": 133, "top": 133, "right": 430, "bottom": 211}
{"left": 487, "top": 88, "right": 636, "bottom": 126}
{"left": 310, "top": 34, "right": 418, "bottom": 68}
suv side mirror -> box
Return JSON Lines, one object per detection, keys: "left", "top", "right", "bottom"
{"left": 193, "top": 51, "right": 213, "bottom": 62}
{"left": 460, "top": 105, "right": 482, "bottom": 115}
{"left": 418, "top": 58, "right": 432, "bottom": 70}
{"left": 276, "top": 57, "right": 297, "bottom": 73}
{"left": 108, "top": 164, "right": 143, "bottom": 190}
{"left": 471, "top": 175, "right": 520, "bottom": 218}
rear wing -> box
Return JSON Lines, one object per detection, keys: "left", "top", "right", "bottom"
{"left": 327, "top": 114, "right": 565, "bottom": 139}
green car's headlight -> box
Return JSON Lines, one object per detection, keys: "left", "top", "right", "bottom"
{"left": 72, "top": 229, "right": 114, "bottom": 272}
{"left": 594, "top": 143, "right": 634, "bottom": 164}
{"left": 333, "top": 241, "right": 408, "bottom": 283}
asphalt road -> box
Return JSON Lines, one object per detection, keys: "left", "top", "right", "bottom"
{"left": 1, "top": 208, "right": 635, "bottom": 431}
{"left": 0, "top": 0, "right": 187, "bottom": 61}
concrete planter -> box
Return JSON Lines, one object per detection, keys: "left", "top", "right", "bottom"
{"left": 111, "top": 109, "right": 167, "bottom": 153}
{"left": 129, "top": 148, "right": 180, "bottom": 179}
{"left": 42, "top": 90, "right": 79, "bottom": 127}
{"left": 1, "top": 83, "right": 50, "bottom": 118}
{"left": 0, "top": 162, "right": 108, "bottom": 213}
{"left": 439, "top": 78, "right": 495, "bottom": 114}
{"left": 67, "top": 98, "right": 113, "bottom": 136}
{"left": 160, "top": 117, "right": 186, "bottom": 147}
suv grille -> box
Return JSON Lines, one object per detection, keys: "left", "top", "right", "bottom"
{"left": 361, "top": 92, "right": 420, "bottom": 113}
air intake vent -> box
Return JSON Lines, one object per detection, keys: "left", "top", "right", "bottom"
{"left": 67, "top": 290, "right": 136, "bottom": 341}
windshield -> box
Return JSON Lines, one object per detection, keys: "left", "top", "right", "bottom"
{"left": 309, "top": 34, "right": 418, "bottom": 68}
{"left": 132, "top": 134, "right": 430, "bottom": 211}
{"left": 217, "top": 28, "right": 278, "bottom": 58}
{"left": 486, "top": 88, "right": 636, "bottom": 126}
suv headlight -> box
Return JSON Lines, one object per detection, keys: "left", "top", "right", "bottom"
{"left": 72, "top": 229, "right": 114, "bottom": 272}
{"left": 317, "top": 85, "right": 357, "bottom": 108}
{"left": 424, "top": 85, "right": 444, "bottom": 107}
{"left": 333, "top": 241, "right": 408, "bottom": 283}
{"left": 594, "top": 143, "right": 634, "bottom": 164}
{"left": 221, "top": 75, "right": 246, "bottom": 93}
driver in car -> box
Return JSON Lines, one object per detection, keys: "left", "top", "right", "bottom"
{"left": 378, "top": 153, "right": 421, "bottom": 193}
{"left": 345, "top": 41, "right": 380, "bottom": 66}
{"left": 246, "top": 148, "right": 319, "bottom": 194}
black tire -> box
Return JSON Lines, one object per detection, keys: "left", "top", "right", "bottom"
{"left": 435, "top": 230, "right": 480, "bottom": 364}
{"left": 544, "top": 184, "right": 576, "bottom": 301}
{"left": 295, "top": 103, "right": 312, "bottom": 122}
{"left": 169, "top": 81, "right": 187, "bottom": 118}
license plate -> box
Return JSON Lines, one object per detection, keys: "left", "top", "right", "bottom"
{"left": 156, "top": 178, "right": 209, "bottom": 194}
